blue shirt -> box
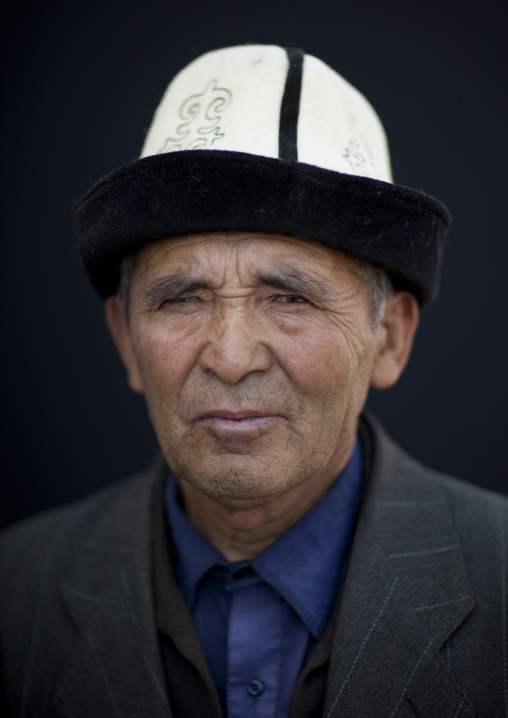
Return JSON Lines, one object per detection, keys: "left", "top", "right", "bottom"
{"left": 165, "top": 440, "right": 363, "bottom": 718}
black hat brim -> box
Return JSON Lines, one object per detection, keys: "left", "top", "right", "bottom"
{"left": 74, "top": 149, "right": 451, "bottom": 305}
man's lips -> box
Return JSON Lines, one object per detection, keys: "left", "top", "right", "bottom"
{"left": 196, "top": 410, "right": 278, "bottom": 421}
{"left": 194, "top": 410, "right": 282, "bottom": 442}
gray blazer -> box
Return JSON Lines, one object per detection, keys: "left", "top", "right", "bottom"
{"left": 1, "top": 417, "right": 507, "bottom": 717}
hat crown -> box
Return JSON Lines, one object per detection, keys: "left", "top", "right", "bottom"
{"left": 75, "top": 43, "right": 450, "bottom": 305}
{"left": 140, "top": 45, "right": 392, "bottom": 183}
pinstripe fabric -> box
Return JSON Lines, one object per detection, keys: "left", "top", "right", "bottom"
{"left": 1, "top": 416, "right": 507, "bottom": 717}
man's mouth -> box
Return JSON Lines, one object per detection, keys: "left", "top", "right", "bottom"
{"left": 195, "top": 410, "right": 282, "bottom": 443}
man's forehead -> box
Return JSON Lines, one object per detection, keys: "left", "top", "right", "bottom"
{"left": 135, "top": 231, "right": 349, "bottom": 265}
{"left": 137, "top": 230, "right": 331, "bottom": 253}
{"left": 133, "top": 230, "right": 352, "bottom": 277}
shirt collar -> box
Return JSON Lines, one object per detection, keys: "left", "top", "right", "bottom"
{"left": 252, "top": 440, "right": 362, "bottom": 638}
{"left": 165, "top": 439, "right": 363, "bottom": 640}
{"left": 165, "top": 477, "right": 226, "bottom": 604}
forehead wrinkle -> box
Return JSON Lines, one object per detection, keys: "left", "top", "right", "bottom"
{"left": 139, "top": 238, "right": 344, "bottom": 303}
{"left": 204, "top": 239, "right": 339, "bottom": 297}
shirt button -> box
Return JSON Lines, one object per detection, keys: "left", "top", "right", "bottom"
{"left": 246, "top": 678, "right": 265, "bottom": 697}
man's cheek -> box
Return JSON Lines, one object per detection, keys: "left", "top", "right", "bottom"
{"left": 281, "top": 337, "right": 347, "bottom": 392}
{"left": 137, "top": 337, "right": 191, "bottom": 389}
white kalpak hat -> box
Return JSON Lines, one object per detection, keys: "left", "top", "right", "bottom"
{"left": 75, "top": 45, "right": 451, "bottom": 305}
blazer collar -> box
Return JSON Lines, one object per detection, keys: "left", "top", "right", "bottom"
{"left": 324, "top": 416, "right": 476, "bottom": 717}
{"left": 56, "top": 462, "right": 172, "bottom": 717}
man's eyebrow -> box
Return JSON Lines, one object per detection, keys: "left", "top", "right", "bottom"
{"left": 142, "top": 267, "right": 332, "bottom": 304}
{"left": 257, "top": 268, "right": 332, "bottom": 299}
{"left": 143, "top": 273, "right": 207, "bottom": 304}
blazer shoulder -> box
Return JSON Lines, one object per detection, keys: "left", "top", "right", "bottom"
{"left": 365, "top": 412, "right": 508, "bottom": 554}
{"left": 432, "top": 468, "right": 508, "bottom": 549}
{"left": 367, "top": 412, "right": 508, "bottom": 520}
{"left": 0, "top": 459, "right": 168, "bottom": 717}
{"left": 435, "top": 468, "right": 508, "bottom": 512}
{"left": 0, "top": 459, "right": 163, "bottom": 594}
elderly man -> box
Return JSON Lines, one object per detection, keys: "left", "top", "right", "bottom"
{"left": 1, "top": 45, "right": 507, "bottom": 717}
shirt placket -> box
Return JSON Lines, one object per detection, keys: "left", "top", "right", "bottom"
{"left": 226, "top": 571, "right": 284, "bottom": 717}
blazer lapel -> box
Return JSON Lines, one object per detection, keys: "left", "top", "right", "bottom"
{"left": 324, "top": 423, "right": 476, "bottom": 717}
{"left": 53, "top": 468, "right": 172, "bottom": 717}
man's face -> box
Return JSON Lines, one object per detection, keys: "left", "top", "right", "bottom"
{"left": 110, "top": 232, "right": 389, "bottom": 508}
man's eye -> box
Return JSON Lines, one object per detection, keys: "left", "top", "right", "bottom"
{"left": 160, "top": 296, "right": 198, "bottom": 308}
{"left": 173, "top": 296, "right": 196, "bottom": 302}
{"left": 277, "top": 295, "right": 307, "bottom": 304}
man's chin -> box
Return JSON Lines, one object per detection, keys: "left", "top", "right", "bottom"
{"left": 175, "top": 455, "right": 302, "bottom": 506}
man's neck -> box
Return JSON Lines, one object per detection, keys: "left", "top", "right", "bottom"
{"left": 177, "top": 439, "right": 355, "bottom": 561}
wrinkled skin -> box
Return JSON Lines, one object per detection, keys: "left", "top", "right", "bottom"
{"left": 106, "top": 232, "right": 418, "bottom": 558}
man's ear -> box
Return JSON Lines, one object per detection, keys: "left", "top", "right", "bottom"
{"left": 104, "top": 296, "right": 144, "bottom": 394}
{"left": 370, "top": 291, "right": 419, "bottom": 389}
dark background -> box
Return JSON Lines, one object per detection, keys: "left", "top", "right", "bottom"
{"left": 1, "top": 0, "right": 507, "bottom": 529}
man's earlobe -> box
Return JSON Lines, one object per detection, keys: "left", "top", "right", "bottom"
{"left": 370, "top": 291, "right": 419, "bottom": 389}
{"left": 104, "top": 296, "right": 144, "bottom": 394}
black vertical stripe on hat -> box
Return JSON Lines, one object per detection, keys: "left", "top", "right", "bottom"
{"left": 278, "top": 47, "right": 304, "bottom": 162}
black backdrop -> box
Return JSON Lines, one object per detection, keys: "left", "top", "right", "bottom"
{"left": 1, "top": 0, "right": 507, "bottom": 529}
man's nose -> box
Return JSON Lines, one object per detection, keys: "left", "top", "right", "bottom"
{"left": 198, "top": 306, "right": 272, "bottom": 384}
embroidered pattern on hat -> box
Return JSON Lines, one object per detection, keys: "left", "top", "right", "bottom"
{"left": 157, "top": 80, "right": 233, "bottom": 153}
{"left": 342, "top": 115, "right": 377, "bottom": 178}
